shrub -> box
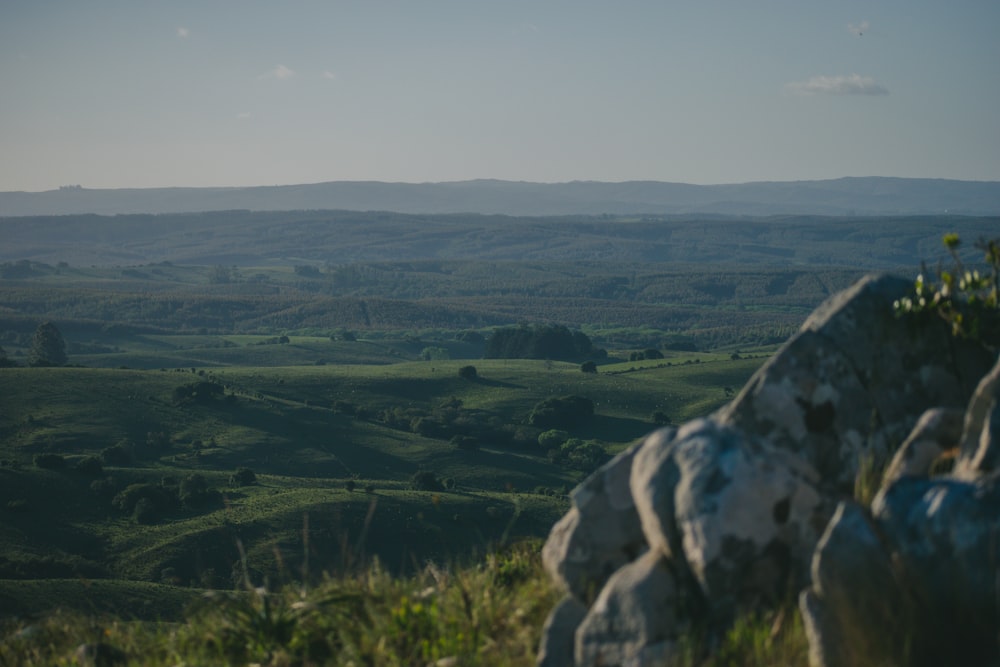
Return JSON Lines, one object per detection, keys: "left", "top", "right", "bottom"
{"left": 101, "top": 442, "right": 132, "bottom": 465}
{"left": 112, "top": 483, "right": 177, "bottom": 523}
{"left": 528, "top": 395, "right": 594, "bottom": 429}
{"left": 230, "top": 467, "right": 257, "bottom": 486}
{"left": 551, "top": 438, "right": 609, "bottom": 473}
{"left": 537, "top": 429, "right": 570, "bottom": 450}
{"left": 894, "top": 233, "right": 999, "bottom": 347}
{"left": 179, "top": 473, "right": 217, "bottom": 507}
{"left": 580, "top": 360, "right": 598, "bottom": 373}
{"left": 651, "top": 411, "right": 671, "bottom": 426}
{"left": 411, "top": 471, "right": 444, "bottom": 492}
{"left": 458, "top": 365, "right": 478, "bottom": 380}
{"left": 172, "top": 381, "right": 225, "bottom": 405}
{"left": 33, "top": 453, "right": 67, "bottom": 470}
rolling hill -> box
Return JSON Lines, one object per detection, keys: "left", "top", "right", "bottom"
{"left": 2, "top": 177, "right": 999, "bottom": 217}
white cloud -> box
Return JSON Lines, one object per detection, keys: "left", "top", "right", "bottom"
{"left": 848, "top": 20, "right": 870, "bottom": 37}
{"left": 177, "top": 26, "right": 190, "bottom": 39}
{"left": 785, "top": 74, "right": 888, "bottom": 96}
{"left": 322, "top": 71, "right": 337, "bottom": 80}
{"left": 237, "top": 111, "right": 252, "bottom": 120}
{"left": 260, "top": 64, "right": 296, "bottom": 80}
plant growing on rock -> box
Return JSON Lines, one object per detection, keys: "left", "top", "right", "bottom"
{"left": 894, "top": 234, "right": 999, "bottom": 347}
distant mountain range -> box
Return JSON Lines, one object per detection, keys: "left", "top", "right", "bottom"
{"left": 2, "top": 177, "right": 999, "bottom": 217}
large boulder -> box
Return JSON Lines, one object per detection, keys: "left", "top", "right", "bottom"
{"left": 632, "top": 419, "right": 827, "bottom": 627}
{"left": 802, "top": 356, "right": 1000, "bottom": 667}
{"left": 574, "top": 550, "right": 685, "bottom": 667}
{"left": 537, "top": 274, "right": 995, "bottom": 666}
{"left": 718, "top": 274, "right": 992, "bottom": 491}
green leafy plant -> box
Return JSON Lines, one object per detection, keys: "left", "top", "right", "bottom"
{"left": 894, "top": 234, "right": 999, "bottom": 347}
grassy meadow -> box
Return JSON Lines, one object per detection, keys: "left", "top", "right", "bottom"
{"left": 0, "top": 334, "right": 767, "bottom": 628}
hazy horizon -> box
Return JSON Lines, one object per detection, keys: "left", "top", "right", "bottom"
{"left": 3, "top": 1, "right": 999, "bottom": 192}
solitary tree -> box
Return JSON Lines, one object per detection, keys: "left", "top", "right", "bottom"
{"left": 29, "top": 321, "right": 67, "bottom": 366}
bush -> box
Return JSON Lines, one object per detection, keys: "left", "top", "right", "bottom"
{"left": 33, "top": 453, "right": 66, "bottom": 470}
{"left": 179, "top": 473, "right": 217, "bottom": 507}
{"left": 230, "top": 467, "right": 257, "bottom": 486}
{"left": 551, "top": 438, "right": 609, "bottom": 473}
{"left": 458, "top": 365, "right": 478, "bottom": 380}
{"left": 411, "top": 471, "right": 444, "bottom": 492}
{"left": 528, "top": 395, "right": 595, "bottom": 429}
{"left": 101, "top": 442, "right": 132, "bottom": 465}
{"left": 651, "top": 411, "right": 671, "bottom": 426}
{"left": 172, "top": 381, "right": 225, "bottom": 406}
{"left": 894, "top": 233, "right": 999, "bottom": 348}
{"left": 112, "top": 483, "right": 177, "bottom": 523}
{"left": 537, "top": 429, "right": 570, "bottom": 450}
{"left": 580, "top": 361, "right": 598, "bottom": 373}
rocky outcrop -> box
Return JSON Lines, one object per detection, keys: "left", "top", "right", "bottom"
{"left": 537, "top": 274, "right": 995, "bottom": 666}
{"left": 802, "top": 357, "right": 1000, "bottom": 667}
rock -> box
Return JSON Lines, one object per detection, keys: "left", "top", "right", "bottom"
{"left": 574, "top": 550, "right": 683, "bottom": 667}
{"left": 881, "top": 407, "right": 965, "bottom": 486}
{"left": 669, "top": 420, "right": 826, "bottom": 625}
{"left": 718, "top": 331, "right": 874, "bottom": 490}
{"left": 799, "top": 501, "right": 904, "bottom": 667}
{"left": 629, "top": 427, "right": 684, "bottom": 562}
{"left": 719, "top": 274, "right": 991, "bottom": 491}
{"left": 804, "top": 475, "right": 1000, "bottom": 667}
{"left": 542, "top": 440, "right": 648, "bottom": 602}
{"left": 954, "top": 358, "right": 1000, "bottom": 476}
{"left": 536, "top": 596, "right": 588, "bottom": 667}
{"left": 536, "top": 275, "right": 995, "bottom": 666}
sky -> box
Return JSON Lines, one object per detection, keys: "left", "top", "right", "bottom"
{"left": 1, "top": 1, "right": 999, "bottom": 191}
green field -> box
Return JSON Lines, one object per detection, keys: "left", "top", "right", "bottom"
{"left": 0, "top": 344, "right": 766, "bottom": 621}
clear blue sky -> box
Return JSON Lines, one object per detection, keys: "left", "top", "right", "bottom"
{"left": 2, "top": 1, "right": 998, "bottom": 191}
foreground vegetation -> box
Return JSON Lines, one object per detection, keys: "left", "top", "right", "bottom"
{"left": 0, "top": 542, "right": 811, "bottom": 667}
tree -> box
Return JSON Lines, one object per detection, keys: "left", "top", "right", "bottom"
{"left": 458, "top": 365, "right": 478, "bottom": 380}
{"left": 179, "top": 473, "right": 216, "bottom": 507}
{"left": 29, "top": 321, "right": 67, "bottom": 366}
{"left": 230, "top": 467, "right": 257, "bottom": 486}
{"left": 0, "top": 345, "right": 14, "bottom": 368}
{"left": 528, "top": 395, "right": 595, "bottom": 429}
{"left": 580, "top": 361, "right": 598, "bottom": 373}
{"left": 484, "top": 324, "right": 596, "bottom": 360}
{"left": 411, "top": 470, "right": 444, "bottom": 492}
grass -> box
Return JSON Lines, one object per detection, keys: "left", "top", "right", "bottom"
{"left": 0, "top": 542, "right": 813, "bottom": 667}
